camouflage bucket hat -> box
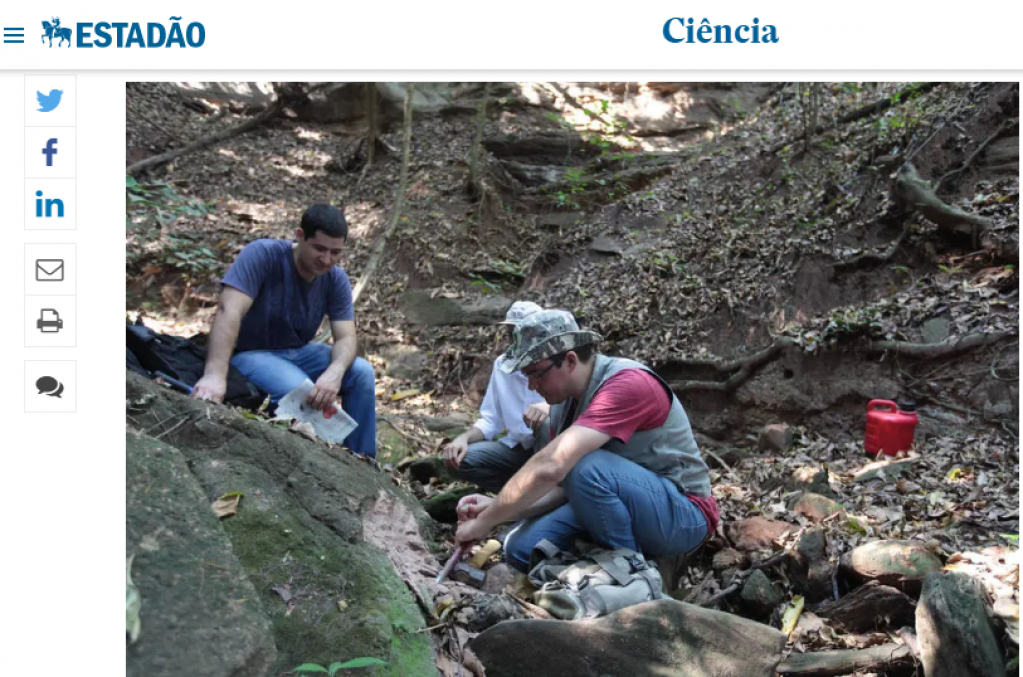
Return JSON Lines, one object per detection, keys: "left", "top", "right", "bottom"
{"left": 499, "top": 300, "right": 544, "bottom": 326}
{"left": 500, "top": 309, "right": 602, "bottom": 374}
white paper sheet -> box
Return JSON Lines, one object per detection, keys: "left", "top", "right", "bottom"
{"left": 274, "top": 379, "right": 358, "bottom": 444}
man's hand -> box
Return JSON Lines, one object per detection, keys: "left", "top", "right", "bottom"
{"left": 443, "top": 436, "right": 470, "bottom": 470}
{"left": 455, "top": 494, "right": 494, "bottom": 548}
{"left": 191, "top": 373, "right": 227, "bottom": 403}
{"left": 523, "top": 402, "right": 551, "bottom": 431}
{"left": 308, "top": 371, "right": 343, "bottom": 411}
{"left": 456, "top": 494, "right": 493, "bottom": 522}
{"left": 455, "top": 515, "right": 493, "bottom": 548}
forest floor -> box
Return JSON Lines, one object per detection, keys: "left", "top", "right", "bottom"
{"left": 126, "top": 81, "right": 1019, "bottom": 669}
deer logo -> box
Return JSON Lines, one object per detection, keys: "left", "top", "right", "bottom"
{"left": 41, "top": 17, "right": 72, "bottom": 47}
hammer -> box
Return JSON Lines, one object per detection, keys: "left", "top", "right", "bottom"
{"left": 435, "top": 545, "right": 487, "bottom": 588}
{"left": 435, "top": 544, "right": 465, "bottom": 584}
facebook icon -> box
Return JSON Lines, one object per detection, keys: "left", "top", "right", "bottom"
{"left": 42, "top": 138, "right": 59, "bottom": 166}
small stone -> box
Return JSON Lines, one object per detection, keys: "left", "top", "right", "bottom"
{"left": 712, "top": 548, "right": 749, "bottom": 572}
{"left": 792, "top": 493, "right": 846, "bottom": 523}
{"left": 897, "top": 479, "right": 922, "bottom": 494}
{"left": 728, "top": 517, "right": 795, "bottom": 552}
{"left": 740, "top": 569, "right": 782, "bottom": 618}
{"left": 758, "top": 424, "right": 793, "bottom": 453}
{"left": 481, "top": 563, "right": 518, "bottom": 595}
{"left": 786, "top": 466, "right": 834, "bottom": 497}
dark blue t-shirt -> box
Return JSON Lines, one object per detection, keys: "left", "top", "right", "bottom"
{"left": 222, "top": 239, "right": 354, "bottom": 352}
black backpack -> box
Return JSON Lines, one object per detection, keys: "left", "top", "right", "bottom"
{"left": 126, "top": 321, "right": 266, "bottom": 410}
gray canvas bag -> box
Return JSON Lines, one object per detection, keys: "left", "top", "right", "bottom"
{"left": 527, "top": 539, "right": 665, "bottom": 620}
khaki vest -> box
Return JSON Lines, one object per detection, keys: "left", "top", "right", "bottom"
{"left": 549, "top": 355, "right": 711, "bottom": 497}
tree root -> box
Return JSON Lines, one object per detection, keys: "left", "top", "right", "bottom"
{"left": 668, "top": 338, "right": 798, "bottom": 393}
{"left": 866, "top": 330, "right": 1013, "bottom": 358}
{"left": 832, "top": 223, "right": 911, "bottom": 272}
{"left": 892, "top": 162, "right": 993, "bottom": 236}
{"left": 936, "top": 118, "right": 1019, "bottom": 194}
{"left": 667, "top": 331, "right": 1014, "bottom": 393}
{"left": 127, "top": 96, "right": 287, "bottom": 176}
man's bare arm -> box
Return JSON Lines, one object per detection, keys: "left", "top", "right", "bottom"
{"left": 192, "top": 287, "right": 253, "bottom": 402}
{"left": 519, "top": 486, "right": 568, "bottom": 519}
{"left": 480, "top": 425, "right": 610, "bottom": 526}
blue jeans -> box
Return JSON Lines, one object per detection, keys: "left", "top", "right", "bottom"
{"left": 231, "top": 343, "right": 377, "bottom": 458}
{"left": 503, "top": 450, "right": 708, "bottom": 572}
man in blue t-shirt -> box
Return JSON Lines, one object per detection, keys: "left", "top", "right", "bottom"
{"left": 192, "top": 204, "right": 377, "bottom": 457}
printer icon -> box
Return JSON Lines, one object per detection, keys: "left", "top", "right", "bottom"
{"left": 37, "top": 308, "right": 63, "bottom": 333}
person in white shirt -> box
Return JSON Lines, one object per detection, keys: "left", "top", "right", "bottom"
{"left": 443, "top": 301, "right": 551, "bottom": 492}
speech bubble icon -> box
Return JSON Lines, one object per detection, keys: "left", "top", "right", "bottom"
{"left": 36, "top": 376, "right": 64, "bottom": 397}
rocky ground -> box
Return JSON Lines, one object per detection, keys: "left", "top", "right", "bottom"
{"left": 126, "top": 81, "right": 1019, "bottom": 675}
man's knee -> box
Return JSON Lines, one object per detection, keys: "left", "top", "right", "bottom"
{"left": 564, "top": 449, "right": 614, "bottom": 488}
{"left": 346, "top": 356, "right": 376, "bottom": 390}
{"left": 503, "top": 525, "right": 534, "bottom": 573}
{"left": 455, "top": 443, "right": 507, "bottom": 492}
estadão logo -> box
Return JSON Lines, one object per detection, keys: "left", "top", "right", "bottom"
{"left": 41, "top": 17, "right": 72, "bottom": 48}
{"left": 40, "top": 16, "right": 206, "bottom": 48}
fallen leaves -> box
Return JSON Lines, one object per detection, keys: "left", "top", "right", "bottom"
{"left": 212, "top": 491, "right": 243, "bottom": 518}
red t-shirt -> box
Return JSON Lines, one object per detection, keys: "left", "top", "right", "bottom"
{"left": 571, "top": 369, "right": 720, "bottom": 533}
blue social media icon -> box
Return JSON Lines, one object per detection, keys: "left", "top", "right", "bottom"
{"left": 36, "top": 89, "right": 63, "bottom": 112}
{"left": 41, "top": 138, "right": 59, "bottom": 166}
{"left": 34, "top": 190, "right": 65, "bottom": 219}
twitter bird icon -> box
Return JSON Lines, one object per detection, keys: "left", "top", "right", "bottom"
{"left": 36, "top": 89, "right": 64, "bottom": 112}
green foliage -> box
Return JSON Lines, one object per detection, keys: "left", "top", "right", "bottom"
{"left": 126, "top": 174, "right": 217, "bottom": 279}
{"left": 293, "top": 657, "right": 387, "bottom": 675}
{"left": 468, "top": 258, "right": 526, "bottom": 294}
{"left": 126, "top": 174, "right": 210, "bottom": 231}
{"left": 163, "top": 233, "right": 220, "bottom": 279}
{"left": 550, "top": 167, "right": 589, "bottom": 210}
{"left": 468, "top": 273, "right": 501, "bottom": 294}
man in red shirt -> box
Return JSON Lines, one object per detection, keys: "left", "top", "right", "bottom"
{"left": 456, "top": 309, "right": 718, "bottom": 572}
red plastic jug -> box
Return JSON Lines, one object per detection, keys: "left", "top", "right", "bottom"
{"left": 865, "top": 400, "right": 918, "bottom": 457}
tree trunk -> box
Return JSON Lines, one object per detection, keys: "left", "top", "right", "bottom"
{"left": 776, "top": 643, "right": 914, "bottom": 676}
{"left": 365, "top": 82, "right": 378, "bottom": 167}
{"left": 468, "top": 82, "right": 493, "bottom": 197}
{"left": 351, "top": 83, "right": 415, "bottom": 306}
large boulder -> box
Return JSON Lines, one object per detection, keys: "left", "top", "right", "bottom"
{"left": 126, "top": 373, "right": 439, "bottom": 676}
{"left": 917, "top": 571, "right": 1004, "bottom": 676}
{"left": 400, "top": 291, "right": 512, "bottom": 326}
{"left": 291, "top": 82, "right": 455, "bottom": 127}
{"left": 469, "top": 599, "right": 786, "bottom": 676}
{"left": 127, "top": 431, "right": 277, "bottom": 677}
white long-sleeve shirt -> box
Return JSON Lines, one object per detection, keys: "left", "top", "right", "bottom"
{"left": 473, "top": 355, "right": 546, "bottom": 449}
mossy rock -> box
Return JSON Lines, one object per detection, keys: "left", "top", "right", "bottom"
{"left": 409, "top": 455, "right": 458, "bottom": 485}
{"left": 125, "top": 373, "right": 438, "bottom": 677}
{"left": 127, "top": 431, "right": 277, "bottom": 677}
{"left": 422, "top": 487, "right": 478, "bottom": 523}
{"left": 376, "top": 417, "right": 415, "bottom": 467}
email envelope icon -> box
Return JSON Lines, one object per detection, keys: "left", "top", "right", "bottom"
{"left": 36, "top": 259, "right": 64, "bottom": 282}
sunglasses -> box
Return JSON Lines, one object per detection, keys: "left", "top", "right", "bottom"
{"left": 523, "top": 361, "right": 557, "bottom": 382}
